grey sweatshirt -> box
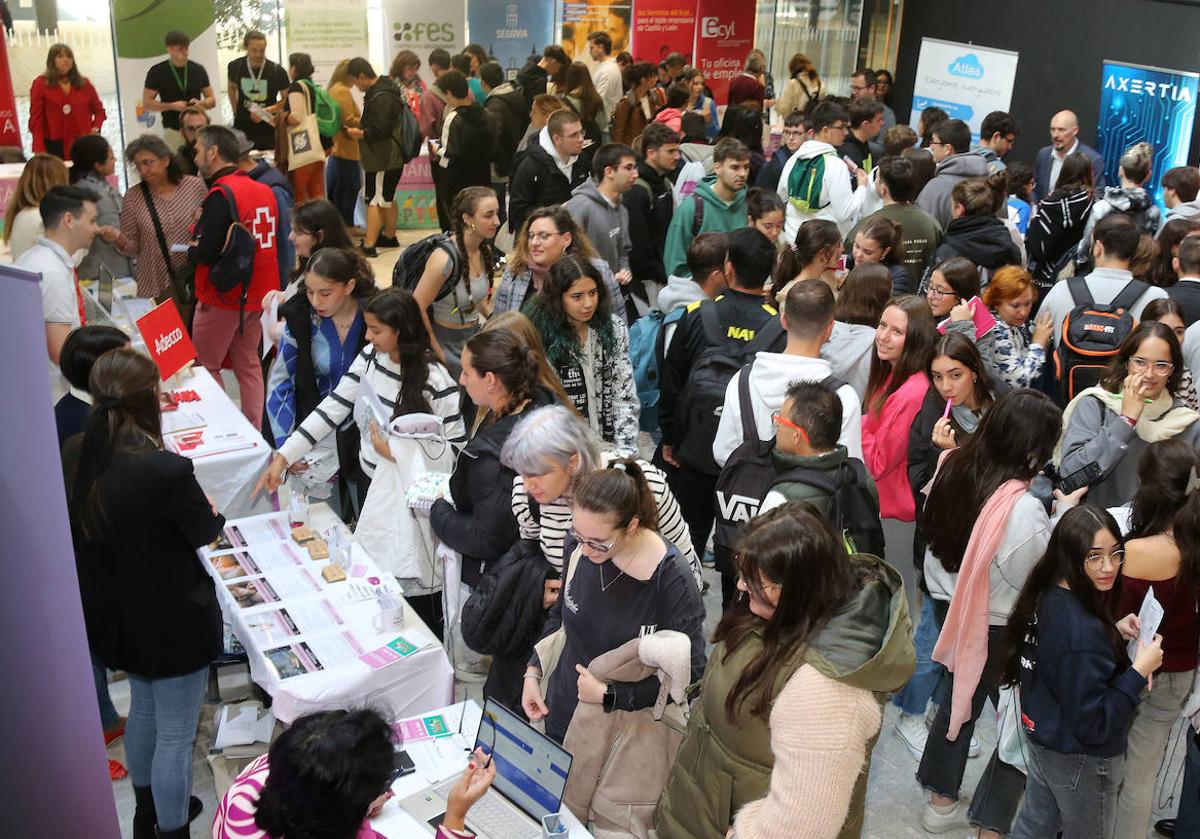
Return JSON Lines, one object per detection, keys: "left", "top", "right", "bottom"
{"left": 564, "top": 179, "right": 632, "bottom": 276}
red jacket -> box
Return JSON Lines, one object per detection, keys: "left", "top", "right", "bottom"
{"left": 192, "top": 171, "right": 279, "bottom": 312}
{"left": 29, "top": 76, "right": 105, "bottom": 158}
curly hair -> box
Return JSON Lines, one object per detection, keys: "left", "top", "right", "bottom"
{"left": 524, "top": 255, "right": 616, "bottom": 369}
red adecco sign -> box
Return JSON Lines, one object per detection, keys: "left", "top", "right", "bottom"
{"left": 692, "top": 0, "right": 755, "bottom": 104}
{"left": 136, "top": 300, "right": 196, "bottom": 380}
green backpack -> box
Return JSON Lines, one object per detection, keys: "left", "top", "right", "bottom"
{"left": 301, "top": 79, "right": 342, "bottom": 138}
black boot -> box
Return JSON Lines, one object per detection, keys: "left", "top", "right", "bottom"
{"left": 132, "top": 785, "right": 156, "bottom": 839}
{"left": 187, "top": 795, "right": 203, "bottom": 824}
{"left": 155, "top": 827, "right": 190, "bottom": 839}
{"left": 156, "top": 798, "right": 201, "bottom": 839}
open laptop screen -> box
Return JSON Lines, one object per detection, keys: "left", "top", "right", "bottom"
{"left": 475, "top": 699, "right": 572, "bottom": 822}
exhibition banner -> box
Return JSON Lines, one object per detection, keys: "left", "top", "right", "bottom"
{"left": 0, "top": 34, "right": 21, "bottom": 147}
{"left": 111, "top": 0, "right": 218, "bottom": 150}
{"left": 561, "top": 2, "right": 631, "bottom": 67}
{"left": 136, "top": 299, "right": 196, "bottom": 380}
{"left": 1098, "top": 60, "right": 1199, "bottom": 207}
{"left": 909, "top": 37, "right": 1018, "bottom": 142}
{"left": 394, "top": 152, "right": 440, "bottom": 229}
{"left": 631, "top": 0, "right": 697, "bottom": 65}
{"left": 286, "top": 0, "right": 370, "bottom": 85}
{"left": 468, "top": 0, "right": 554, "bottom": 83}
{"left": 380, "top": 0, "right": 467, "bottom": 88}
{"left": 692, "top": 0, "right": 755, "bottom": 104}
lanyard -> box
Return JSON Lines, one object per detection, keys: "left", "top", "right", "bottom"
{"left": 246, "top": 58, "right": 264, "bottom": 82}
{"left": 168, "top": 61, "right": 188, "bottom": 95}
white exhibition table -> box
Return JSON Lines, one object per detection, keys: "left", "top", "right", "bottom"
{"left": 199, "top": 504, "right": 455, "bottom": 725}
{"left": 372, "top": 700, "right": 592, "bottom": 839}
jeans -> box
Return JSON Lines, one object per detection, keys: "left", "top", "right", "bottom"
{"left": 892, "top": 593, "right": 945, "bottom": 716}
{"left": 92, "top": 652, "right": 120, "bottom": 731}
{"left": 917, "top": 622, "right": 1026, "bottom": 835}
{"left": 1113, "top": 668, "right": 1196, "bottom": 838}
{"left": 1010, "top": 740, "right": 1124, "bottom": 839}
{"left": 125, "top": 667, "right": 208, "bottom": 831}
{"left": 1176, "top": 729, "right": 1200, "bottom": 837}
{"left": 325, "top": 156, "right": 362, "bottom": 227}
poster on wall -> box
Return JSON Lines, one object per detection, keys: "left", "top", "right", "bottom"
{"left": 111, "top": 0, "right": 219, "bottom": 153}
{"left": 468, "top": 1, "right": 554, "bottom": 83}
{"left": 561, "top": 2, "right": 631, "bottom": 67}
{"left": 286, "top": 0, "right": 370, "bottom": 85}
{"left": 380, "top": 0, "right": 466, "bottom": 88}
{"left": 631, "top": 0, "right": 696, "bottom": 66}
{"left": 691, "top": 0, "right": 755, "bottom": 104}
{"left": 909, "top": 38, "right": 1019, "bottom": 142}
{"left": 1098, "top": 60, "right": 1198, "bottom": 207}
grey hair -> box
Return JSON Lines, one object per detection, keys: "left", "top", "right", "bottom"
{"left": 123, "top": 133, "right": 173, "bottom": 162}
{"left": 501, "top": 404, "right": 603, "bottom": 479}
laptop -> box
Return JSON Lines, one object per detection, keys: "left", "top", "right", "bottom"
{"left": 97, "top": 264, "right": 114, "bottom": 314}
{"left": 399, "top": 699, "right": 573, "bottom": 839}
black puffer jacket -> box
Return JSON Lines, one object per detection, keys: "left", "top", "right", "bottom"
{"left": 441, "top": 103, "right": 496, "bottom": 201}
{"left": 625, "top": 159, "right": 675, "bottom": 290}
{"left": 482, "top": 83, "right": 530, "bottom": 179}
{"left": 430, "top": 387, "right": 559, "bottom": 587}
{"left": 460, "top": 538, "right": 556, "bottom": 658}
{"left": 507, "top": 135, "right": 590, "bottom": 236}
{"left": 928, "top": 215, "right": 1021, "bottom": 288}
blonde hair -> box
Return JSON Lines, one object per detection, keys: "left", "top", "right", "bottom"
{"left": 1120, "top": 142, "right": 1154, "bottom": 185}
{"left": 328, "top": 58, "right": 352, "bottom": 88}
{"left": 4, "top": 153, "right": 69, "bottom": 242}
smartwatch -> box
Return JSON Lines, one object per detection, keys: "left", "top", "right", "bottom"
{"left": 602, "top": 683, "right": 616, "bottom": 713}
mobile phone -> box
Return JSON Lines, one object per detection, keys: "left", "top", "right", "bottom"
{"left": 1057, "top": 461, "right": 1102, "bottom": 495}
{"left": 390, "top": 749, "right": 416, "bottom": 785}
{"left": 843, "top": 154, "right": 859, "bottom": 172}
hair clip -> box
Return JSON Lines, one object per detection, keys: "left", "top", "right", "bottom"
{"left": 1187, "top": 466, "right": 1200, "bottom": 496}
{"left": 610, "top": 461, "right": 628, "bottom": 473}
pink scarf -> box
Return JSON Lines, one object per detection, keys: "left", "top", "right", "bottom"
{"left": 932, "top": 479, "right": 1029, "bottom": 740}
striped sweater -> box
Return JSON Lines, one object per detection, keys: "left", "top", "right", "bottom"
{"left": 277, "top": 346, "right": 466, "bottom": 479}
{"left": 512, "top": 452, "right": 703, "bottom": 587}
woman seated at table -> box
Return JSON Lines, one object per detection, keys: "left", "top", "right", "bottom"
{"left": 257, "top": 288, "right": 467, "bottom": 510}
{"left": 63, "top": 348, "right": 224, "bottom": 839}
{"left": 3, "top": 152, "right": 69, "bottom": 260}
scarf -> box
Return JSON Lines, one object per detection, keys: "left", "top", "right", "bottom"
{"left": 1055, "top": 386, "right": 1200, "bottom": 463}
{"left": 932, "top": 479, "right": 1029, "bottom": 740}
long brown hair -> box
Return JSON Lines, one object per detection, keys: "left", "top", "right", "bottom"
{"left": 450, "top": 187, "right": 499, "bottom": 295}
{"left": 834, "top": 264, "right": 892, "bottom": 326}
{"left": 463, "top": 328, "right": 542, "bottom": 420}
{"left": 564, "top": 61, "right": 604, "bottom": 124}
{"left": 45, "top": 43, "right": 85, "bottom": 88}
{"left": 508, "top": 206, "right": 599, "bottom": 277}
{"left": 482, "top": 311, "right": 575, "bottom": 413}
{"left": 865, "top": 295, "right": 937, "bottom": 415}
{"left": 715, "top": 502, "right": 859, "bottom": 720}
{"left": 3, "top": 153, "right": 69, "bottom": 242}
{"left": 1129, "top": 439, "right": 1200, "bottom": 593}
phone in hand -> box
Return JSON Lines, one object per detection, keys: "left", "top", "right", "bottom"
{"left": 843, "top": 154, "right": 859, "bottom": 173}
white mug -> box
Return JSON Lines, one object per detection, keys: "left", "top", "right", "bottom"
{"left": 372, "top": 603, "right": 405, "bottom": 633}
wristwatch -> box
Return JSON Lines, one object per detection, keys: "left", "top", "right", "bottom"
{"left": 602, "top": 683, "right": 616, "bottom": 713}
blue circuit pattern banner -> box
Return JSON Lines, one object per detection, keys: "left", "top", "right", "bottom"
{"left": 1098, "top": 60, "right": 1198, "bottom": 207}
{"left": 468, "top": 1, "right": 554, "bottom": 83}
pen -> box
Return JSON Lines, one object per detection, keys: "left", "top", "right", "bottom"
{"left": 942, "top": 397, "right": 953, "bottom": 419}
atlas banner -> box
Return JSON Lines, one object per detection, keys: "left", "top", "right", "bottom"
{"left": 909, "top": 37, "right": 1019, "bottom": 142}
{"left": 631, "top": 0, "right": 696, "bottom": 66}
{"left": 136, "top": 299, "right": 196, "bottom": 380}
{"left": 380, "top": 0, "right": 466, "bottom": 88}
{"left": 468, "top": 0, "right": 554, "bottom": 84}
{"left": 691, "top": 0, "right": 755, "bottom": 104}
{"left": 111, "top": 0, "right": 218, "bottom": 153}
{"left": 0, "top": 32, "right": 21, "bottom": 147}
{"left": 1098, "top": 60, "right": 1199, "bottom": 207}
{"left": 286, "top": 0, "right": 369, "bottom": 86}
{"left": 560, "top": 2, "right": 631, "bottom": 68}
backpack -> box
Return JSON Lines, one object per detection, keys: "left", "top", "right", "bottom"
{"left": 630, "top": 307, "right": 686, "bottom": 432}
{"left": 691, "top": 193, "right": 706, "bottom": 237}
{"left": 300, "top": 79, "right": 341, "bottom": 137}
{"left": 394, "top": 97, "right": 422, "bottom": 163}
{"left": 1055, "top": 276, "right": 1147, "bottom": 403}
{"left": 785, "top": 153, "right": 831, "bottom": 215}
{"left": 711, "top": 364, "right": 861, "bottom": 570}
{"left": 391, "top": 232, "right": 461, "bottom": 300}
{"left": 770, "top": 463, "right": 885, "bottom": 557}
{"left": 672, "top": 160, "right": 705, "bottom": 209}
{"left": 673, "top": 301, "right": 784, "bottom": 476}
{"left": 207, "top": 185, "right": 257, "bottom": 329}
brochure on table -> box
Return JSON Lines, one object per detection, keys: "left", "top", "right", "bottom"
{"left": 201, "top": 511, "right": 437, "bottom": 683}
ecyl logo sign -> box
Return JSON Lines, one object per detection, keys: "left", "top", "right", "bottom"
{"left": 700, "top": 16, "right": 735, "bottom": 39}
{"left": 393, "top": 21, "right": 456, "bottom": 43}
{"left": 948, "top": 53, "right": 984, "bottom": 79}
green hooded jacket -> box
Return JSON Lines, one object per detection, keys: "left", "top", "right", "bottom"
{"left": 661, "top": 176, "right": 748, "bottom": 279}
{"left": 655, "top": 554, "right": 915, "bottom": 839}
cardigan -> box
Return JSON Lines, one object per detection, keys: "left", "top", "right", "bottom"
{"left": 861, "top": 372, "right": 929, "bottom": 521}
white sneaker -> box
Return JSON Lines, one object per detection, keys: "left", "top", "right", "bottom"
{"left": 921, "top": 799, "right": 970, "bottom": 834}
{"left": 894, "top": 712, "right": 928, "bottom": 760}
{"left": 923, "top": 707, "right": 981, "bottom": 758}
{"left": 968, "top": 735, "right": 980, "bottom": 758}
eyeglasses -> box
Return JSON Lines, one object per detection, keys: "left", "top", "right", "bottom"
{"left": 829, "top": 122, "right": 850, "bottom": 133}
{"left": 1084, "top": 549, "right": 1125, "bottom": 570}
{"left": 1129, "top": 356, "right": 1174, "bottom": 376}
{"left": 570, "top": 527, "right": 618, "bottom": 555}
{"left": 927, "top": 286, "right": 957, "bottom": 301}
{"left": 528, "top": 232, "right": 562, "bottom": 244}
{"left": 771, "top": 413, "right": 810, "bottom": 445}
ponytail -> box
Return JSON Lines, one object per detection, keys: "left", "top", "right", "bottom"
{"left": 306, "top": 246, "right": 377, "bottom": 299}
{"left": 574, "top": 457, "right": 659, "bottom": 530}
{"left": 463, "top": 328, "right": 541, "bottom": 418}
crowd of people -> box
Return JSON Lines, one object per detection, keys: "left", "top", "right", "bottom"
{"left": 19, "top": 29, "right": 1200, "bottom": 839}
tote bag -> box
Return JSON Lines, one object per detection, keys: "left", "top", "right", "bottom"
{"left": 286, "top": 83, "right": 325, "bottom": 172}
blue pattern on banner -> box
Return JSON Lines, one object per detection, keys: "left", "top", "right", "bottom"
{"left": 468, "top": 0, "right": 554, "bottom": 83}
{"left": 1098, "top": 61, "right": 1199, "bottom": 207}
{"left": 912, "top": 96, "right": 975, "bottom": 125}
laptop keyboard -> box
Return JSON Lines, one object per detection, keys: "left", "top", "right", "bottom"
{"left": 434, "top": 780, "right": 542, "bottom": 839}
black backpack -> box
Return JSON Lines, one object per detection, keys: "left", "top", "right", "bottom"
{"left": 208, "top": 185, "right": 255, "bottom": 296}
{"left": 391, "top": 232, "right": 462, "bottom": 300}
{"left": 770, "top": 462, "right": 886, "bottom": 557}
{"left": 395, "top": 96, "right": 422, "bottom": 163}
{"left": 1055, "top": 276, "right": 1147, "bottom": 403}
{"left": 710, "top": 364, "right": 849, "bottom": 572}
{"left": 673, "top": 300, "right": 784, "bottom": 476}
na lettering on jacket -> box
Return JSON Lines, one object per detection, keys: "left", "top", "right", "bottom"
{"left": 726, "top": 326, "right": 756, "bottom": 340}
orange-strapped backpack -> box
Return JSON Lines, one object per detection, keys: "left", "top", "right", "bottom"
{"left": 1055, "top": 276, "right": 1146, "bottom": 403}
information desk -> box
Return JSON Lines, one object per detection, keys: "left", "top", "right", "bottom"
{"left": 372, "top": 700, "right": 592, "bottom": 838}
{"left": 200, "top": 505, "right": 455, "bottom": 725}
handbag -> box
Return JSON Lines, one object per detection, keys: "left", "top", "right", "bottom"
{"left": 286, "top": 82, "right": 325, "bottom": 172}
{"left": 996, "top": 683, "right": 1030, "bottom": 773}
{"left": 140, "top": 181, "right": 195, "bottom": 324}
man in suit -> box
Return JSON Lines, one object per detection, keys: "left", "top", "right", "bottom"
{"left": 1033, "top": 110, "right": 1106, "bottom": 203}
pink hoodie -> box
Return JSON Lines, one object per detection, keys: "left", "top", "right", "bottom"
{"left": 654, "top": 107, "right": 683, "bottom": 133}
{"left": 861, "top": 371, "right": 929, "bottom": 521}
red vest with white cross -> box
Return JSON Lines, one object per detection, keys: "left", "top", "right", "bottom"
{"left": 194, "top": 170, "right": 279, "bottom": 312}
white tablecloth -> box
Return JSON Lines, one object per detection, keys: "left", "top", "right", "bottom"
{"left": 200, "top": 505, "right": 455, "bottom": 725}
{"left": 371, "top": 700, "right": 593, "bottom": 838}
